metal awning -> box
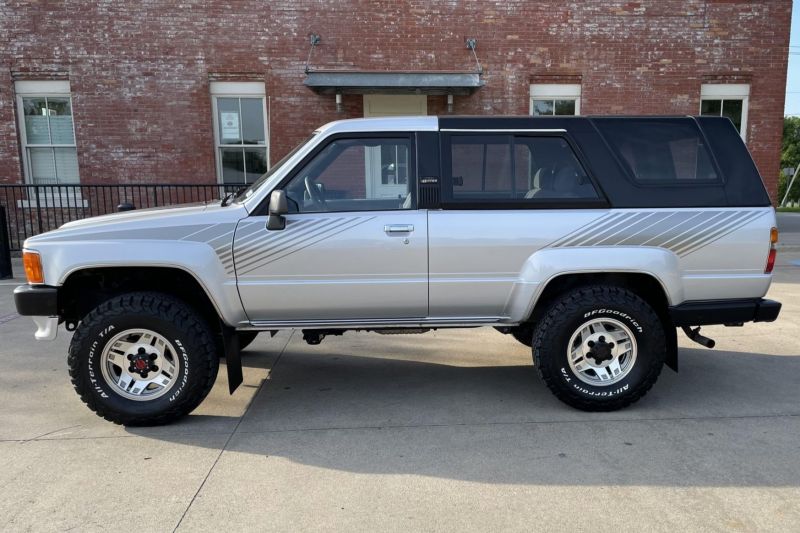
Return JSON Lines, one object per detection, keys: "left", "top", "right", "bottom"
{"left": 303, "top": 70, "right": 484, "bottom": 95}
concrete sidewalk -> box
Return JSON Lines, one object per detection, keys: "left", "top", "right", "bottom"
{"left": 0, "top": 256, "right": 799, "bottom": 531}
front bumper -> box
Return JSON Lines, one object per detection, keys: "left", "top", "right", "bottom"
{"left": 14, "top": 285, "right": 59, "bottom": 341}
{"left": 14, "top": 284, "right": 58, "bottom": 316}
{"left": 669, "top": 298, "right": 781, "bottom": 327}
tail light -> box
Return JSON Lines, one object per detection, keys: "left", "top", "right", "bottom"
{"left": 765, "top": 227, "right": 778, "bottom": 274}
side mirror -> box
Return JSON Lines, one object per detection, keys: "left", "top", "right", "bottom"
{"left": 267, "top": 190, "right": 288, "bottom": 230}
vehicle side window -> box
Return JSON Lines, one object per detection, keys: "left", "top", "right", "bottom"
{"left": 284, "top": 137, "right": 414, "bottom": 213}
{"left": 447, "top": 134, "right": 598, "bottom": 201}
{"left": 594, "top": 119, "right": 719, "bottom": 183}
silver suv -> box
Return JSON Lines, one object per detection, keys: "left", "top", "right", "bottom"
{"left": 14, "top": 116, "right": 781, "bottom": 425}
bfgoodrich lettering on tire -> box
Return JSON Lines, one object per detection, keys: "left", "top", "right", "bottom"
{"left": 68, "top": 292, "right": 219, "bottom": 426}
{"left": 533, "top": 285, "right": 665, "bottom": 411}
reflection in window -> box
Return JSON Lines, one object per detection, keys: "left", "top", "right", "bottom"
{"left": 284, "top": 138, "right": 413, "bottom": 213}
{"left": 380, "top": 144, "right": 409, "bottom": 185}
{"left": 532, "top": 99, "right": 577, "bottom": 116}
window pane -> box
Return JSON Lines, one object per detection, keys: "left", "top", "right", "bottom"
{"left": 595, "top": 119, "right": 719, "bottom": 182}
{"left": 532, "top": 100, "right": 554, "bottom": 116}
{"left": 515, "top": 137, "right": 597, "bottom": 199}
{"left": 243, "top": 148, "right": 268, "bottom": 183}
{"left": 240, "top": 98, "right": 265, "bottom": 145}
{"left": 554, "top": 99, "right": 576, "bottom": 116}
{"left": 722, "top": 99, "right": 743, "bottom": 132}
{"left": 28, "top": 147, "right": 57, "bottom": 184}
{"left": 315, "top": 143, "right": 366, "bottom": 200}
{"left": 449, "top": 135, "right": 596, "bottom": 201}
{"left": 514, "top": 142, "right": 534, "bottom": 192}
{"left": 451, "top": 136, "right": 512, "bottom": 196}
{"left": 285, "top": 138, "right": 412, "bottom": 212}
{"left": 380, "top": 144, "right": 409, "bottom": 185}
{"left": 23, "top": 98, "right": 51, "bottom": 144}
{"left": 53, "top": 147, "right": 80, "bottom": 183}
{"left": 217, "top": 98, "right": 241, "bottom": 144}
{"left": 46, "top": 98, "right": 75, "bottom": 144}
{"left": 220, "top": 148, "right": 245, "bottom": 183}
{"left": 701, "top": 99, "right": 722, "bottom": 116}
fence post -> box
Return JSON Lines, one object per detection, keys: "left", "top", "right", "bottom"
{"left": 0, "top": 206, "right": 12, "bottom": 280}
{"left": 34, "top": 186, "right": 43, "bottom": 235}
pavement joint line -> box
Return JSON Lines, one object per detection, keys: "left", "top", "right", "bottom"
{"left": 228, "top": 411, "right": 800, "bottom": 435}
{"left": 171, "top": 330, "right": 295, "bottom": 533}
{"left": 0, "top": 312, "right": 20, "bottom": 325}
{"left": 2, "top": 411, "right": 798, "bottom": 444}
{"left": 20, "top": 424, "right": 82, "bottom": 443}
{"left": 0, "top": 430, "right": 245, "bottom": 443}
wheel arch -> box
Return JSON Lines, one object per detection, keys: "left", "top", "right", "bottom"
{"left": 59, "top": 266, "right": 225, "bottom": 335}
{"left": 526, "top": 271, "right": 678, "bottom": 372}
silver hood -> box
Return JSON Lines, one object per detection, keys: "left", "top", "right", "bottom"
{"left": 25, "top": 202, "right": 247, "bottom": 246}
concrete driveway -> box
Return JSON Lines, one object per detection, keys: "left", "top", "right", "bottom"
{"left": 1, "top": 254, "right": 799, "bottom": 532}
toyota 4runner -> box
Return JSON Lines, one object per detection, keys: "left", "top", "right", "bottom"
{"left": 14, "top": 115, "right": 781, "bottom": 425}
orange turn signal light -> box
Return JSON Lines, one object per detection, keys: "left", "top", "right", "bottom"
{"left": 770, "top": 227, "right": 779, "bottom": 244}
{"left": 23, "top": 251, "right": 44, "bottom": 284}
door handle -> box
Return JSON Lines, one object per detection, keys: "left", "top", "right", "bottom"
{"left": 384, "top": 224, "right": 414, "bottom": 234}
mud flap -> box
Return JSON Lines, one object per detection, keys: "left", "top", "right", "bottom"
{"left": 666, "top": 326, "right": 678, "bottom": 372}
{"left": 221, "top": 324, "right": 243, "bottom": 393}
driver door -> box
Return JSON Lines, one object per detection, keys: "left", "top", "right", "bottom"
{"left": 234, "top": 135, "right": 428, "bottom": 322}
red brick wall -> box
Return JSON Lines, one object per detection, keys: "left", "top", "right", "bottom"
{"left": 0, "top": 1, "right": 791, "bottom": 201}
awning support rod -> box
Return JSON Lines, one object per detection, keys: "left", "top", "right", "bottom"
{"left": 305, "top": 34, "right": 321, "bottom": 74}
{"left": 466, "top": 38, "right": 483, "bottom": 74}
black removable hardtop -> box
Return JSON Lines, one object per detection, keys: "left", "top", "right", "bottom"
{"left": 437, "top": 115, "right": 771, "bottom": 209}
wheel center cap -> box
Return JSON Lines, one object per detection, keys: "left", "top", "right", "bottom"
{"left": 126, "top": 347, "right": 159, "bottom": 378}
{"left": 586, "top": 334, "right": 615, "bottom": 364}
{"left": 592, "top": 342, "right": 613, "bottom": 362}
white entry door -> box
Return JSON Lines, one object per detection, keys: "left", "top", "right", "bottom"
{"left": 363, "top": 95, "right": 427, "bottom": 199}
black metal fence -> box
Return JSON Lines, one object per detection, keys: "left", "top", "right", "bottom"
{"left": 0, "top": 183, "right": 247, "bottom": 251}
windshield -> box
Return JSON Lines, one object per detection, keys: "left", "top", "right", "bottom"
{"left": 234, "top": 133, "right": 317, "bottom": 201}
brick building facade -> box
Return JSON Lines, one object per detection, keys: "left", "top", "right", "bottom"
{"left": 0, "top": 1, "right": 792, "bottom": 201}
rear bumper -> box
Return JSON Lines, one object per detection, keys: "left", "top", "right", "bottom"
{"left": 669, "top": 298, "right": 781, "bottom": 327}
{"left": 14, "top": 284, "right": 58, "bottom": 316}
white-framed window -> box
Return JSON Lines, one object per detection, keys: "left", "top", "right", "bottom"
{"left": 700, "top": 84, "right": 749, "bottom": 140}
{"left": 210, "top": 81, "right": 269, "bottom": 185}
{"left": 530, "top": 84, "right": 581, "bottom": 116}
{"left": 15, "top": 80, "right": 80, "bottom": 185}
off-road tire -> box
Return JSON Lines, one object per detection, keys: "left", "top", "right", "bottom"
{"left": 533, "top": 285, "right": 665, "bottom": 411}
{"left": 68, "top": 292, "right": 219, "bottom": 426}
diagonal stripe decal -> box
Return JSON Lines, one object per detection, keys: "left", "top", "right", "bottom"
{"left": 547, "top": 209, "right": 768, "bottom": 257}
{"left": 233, "top": 216, "right": 376, "bottom": 275}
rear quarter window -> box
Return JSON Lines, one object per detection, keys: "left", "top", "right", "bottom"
{"left": 594, "top": 119, "right": 719, "bottom": 185}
